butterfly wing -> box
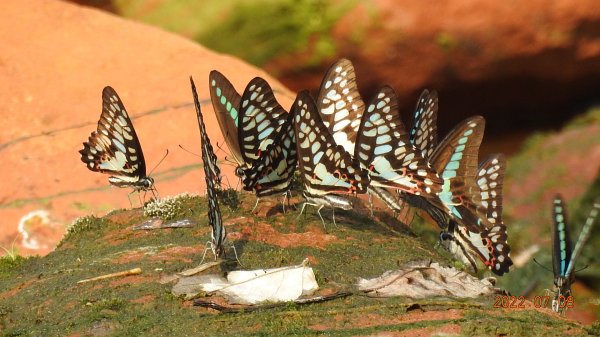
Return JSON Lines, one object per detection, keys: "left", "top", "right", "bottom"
{"left": 477, "top": 154, "right": 506, "bottom": 225}
{"left": 80, "top": 86, "right": 148, "bottom": 187}
{"left": 410, "top": 89, "right": 438, "bottom": 159}
{"left": 447, "top": 221, "right": 510, "bottom": 275}
{"left": 430, "top": 116, "right": 486, "bottom": 228}
{"left": 552, "top": 196, "right": 571, "bottom": 279}
{"left": 242, "top": 113, "right": 298, "bottom": 196}
{"left": 355, "top": 86, "right": 442, "bottom": 197}
{"left": 209, "top": 70, "right": 244, "bottom": 166}
{"left": 238, "top": 77, "right": 288, "bottom": 165}
{"left": 316, "top": 58, "right": 365, "bottom": 154}
{"left": 192, "top": 77, "right": 225, "bottom": 258}
{"left": 293, "top": 91, "right": 369, "bottom": 196}
{"left": 191, "top": 77, "right": 222, "bottom": 186}
{"left": 564, "top": 199, "right": 599, "bottom": 278}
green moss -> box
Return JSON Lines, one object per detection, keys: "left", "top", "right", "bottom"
{"left": 0, "top": 189, "right": 594, "bottom": 335}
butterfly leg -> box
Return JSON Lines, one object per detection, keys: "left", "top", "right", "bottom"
{"left": 297, "top": 202, "right": 308, "bottom": 220}
{"left": 332, "top": 206, "right": 339, "bottom": 227}
{"left": 229, "top": 244, "right": 242, "bottom": 266}
{"left": 287, "top": 190, "right": 296, "bottom": 210}
{"left": 126, "top": 190, "right": 137, "bottom": 209}
{"left": 199, "top": 241, "right": 213, "bottom": 265}
{"left": 281, "top": 193, "right": 287, "bottom": 214}
{"left": 151, "top": 186, "right": 161, "bottom": 201}
{"left": 252, "top": 197, "right": 260, "bottom": 212}
{"left": 317, "top": 205, "right": 327, "bottom": 229}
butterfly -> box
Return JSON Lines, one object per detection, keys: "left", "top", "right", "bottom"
{"left": 440, "top": 154, "right": 513, "bottom": 275}
{"left": 316, "top": 59, "right": 440, "bottom": 213}
{"left": 401, "top": 90, "right": 513, "bottom": 275}
{"left": 292, "top": 90, "right": 370, "bottom": 226}
{"left": 191, "top": 77, "right": 226, "bottom": 259}
{"left": 354, "top": 86, "right": 442, "bottom": 198}
{"left": 80, "top": 86, "right": 155, "bottom": 195}
{"left": 551, "top": 195, "right": 599, "bottom": 312}
{"left": 241, "top": 112, "right": 298, "bottom": 200}
{"left": 209, "top": 71, "right": 295, "bottom": 200}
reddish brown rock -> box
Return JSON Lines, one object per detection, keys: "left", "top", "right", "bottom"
{"left": 0, "top": 1, "right": 294, "bottom": 256}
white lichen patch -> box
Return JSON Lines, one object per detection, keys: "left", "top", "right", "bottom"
{"left": 143, "top": 193, "right": 195, "bottom": 220}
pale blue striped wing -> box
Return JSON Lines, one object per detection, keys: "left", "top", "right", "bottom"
{"left": 293, "top": 91, "right": 369, "bottom": 196}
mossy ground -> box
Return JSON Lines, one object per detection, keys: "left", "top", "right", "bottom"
{"left": 0, "top": 192, "right": 592, "bottom": 336}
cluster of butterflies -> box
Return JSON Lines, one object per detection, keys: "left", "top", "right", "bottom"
{"left": 81, "top": 58, "right": 518, "bottom": 277}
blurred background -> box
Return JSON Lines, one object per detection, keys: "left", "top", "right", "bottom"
{"left": 1, "top": 0, "right": 599, "bottom": 323}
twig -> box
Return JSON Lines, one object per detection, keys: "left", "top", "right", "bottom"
{"left": 77, "top": 268, "right": 142, "bottom": 284}
{"left": 193, "top": 291, "right": 352, "bottom": 313}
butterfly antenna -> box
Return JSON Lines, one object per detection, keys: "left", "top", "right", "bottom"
{"left": 149, "top": 149, "right": 170, "bottom": 176}
{"left": 532, "top": 258, "right": 553, "bottom": 273}
{"left": 215, "top": 141, "right": 232, "bottom": 158}
{"left": 574, "top": 264, "right": 589, "bottom": 273}
{"left": 221, "top": 155, "right": 238, "bottom": 168}
{"left": 178, "top": 144, "right": 201, "bottom": 158}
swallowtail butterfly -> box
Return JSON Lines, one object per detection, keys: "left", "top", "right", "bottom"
{"left": 441, "top": 154, "right": 513, "bottom": 275}
{"left": 80, "top": 86, "right": 154, "bottom": 193}
{"left": 191, "top": 77, "right": 226, "bottom": 259}
{"left": 316, "top": 59, "right": 439, "bottom": 212}
{"left": 403, "top": 91, "right": 513, "bottom": 274}
{"left": 355, "top": 86, "right": 442, "bottom": 197}
{"left": 293, "top": 90, "right": 369, "bottom": 226}
{"left": 551, "top": 196, "right": 599, "bottom": 312}
{"left": 241, "top": 112, "right": 297, "bottom": 198}
{"left": 209, "top": 71, "right": 294, "bottom": 198}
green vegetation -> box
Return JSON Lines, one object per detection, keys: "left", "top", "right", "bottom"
{"left": 114, "top": 0, "right": 357, "bottom": 67}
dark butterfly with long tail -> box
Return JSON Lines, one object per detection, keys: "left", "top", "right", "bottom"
{"left": 293, "top": 90, "right": 369, "bottom": 227}
{"left": 209, "top": 71, "right": 295, "bottom": 200}
{"left": 191, "top": 77, "right": 226, "bottom": 259}
{"left": 551, "top": 195, "right": 599, "bottom": 313}
{"left": 80, "top": 86, "right": 155, "bottom": 195}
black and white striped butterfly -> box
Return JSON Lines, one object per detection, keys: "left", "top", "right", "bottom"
{"left": 209, "top": 71, "right": 295, "bottom": 200}
{"left": 191, "top": 77, "right": 226, "bottom": 259}
{"left": 551, "top": 195, "right": 599, "bottom": 312}
{"left": 293, "top": 90, "right": 369, "bottom": 226}
{"left": 80, "top": 86, "right": 155, "bottom": 194}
